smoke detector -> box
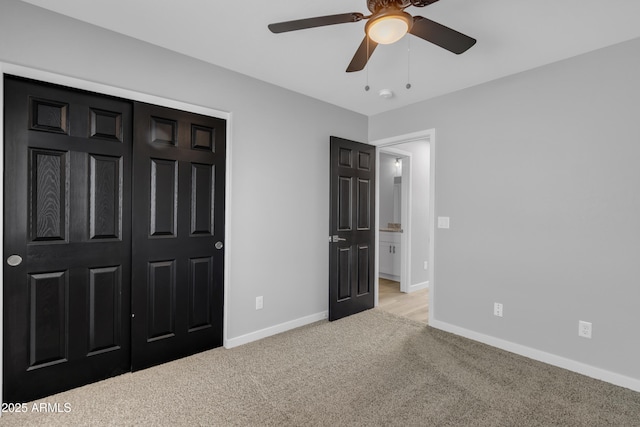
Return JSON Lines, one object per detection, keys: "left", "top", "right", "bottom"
{"left": 379, "top": 89, "right": 394, "bottom": 99}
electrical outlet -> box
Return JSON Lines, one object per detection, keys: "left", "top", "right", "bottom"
{"left": 578, "top": 320, "right": 592, "bottom": 339}
{"left": 256, "top": 296, "right": 263, "bottom": 310}
{"left": 423, "top": 261, "right": 428, "bottom": 270}
{"left": 493, "top": 302, "right": 503, "bottom": 317}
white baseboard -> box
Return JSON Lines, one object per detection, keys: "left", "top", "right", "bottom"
{"left": 379, "top": 272, "right": 400, "bottom": 281}
{"left": 224, "top": 311, "right": 328, "bottom": 349}
{"left": 429, "top": 319, "right": 640, "bottom": 393}
{"left": 408, "top": 281, "right": 429, "bottom": 293}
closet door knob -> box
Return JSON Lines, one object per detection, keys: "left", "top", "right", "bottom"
{"left": 215, "top": 241, "right": 223, "bottom": 250}
{"left": 7, "top": 255, "right": 23, "bottom": 266}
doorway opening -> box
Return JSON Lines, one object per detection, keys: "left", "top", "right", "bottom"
{"left": 373, "top": 130, "right": 435, "bottom": 325}
{"left": 378, "top": 150, "right": 410, "bottom": 289}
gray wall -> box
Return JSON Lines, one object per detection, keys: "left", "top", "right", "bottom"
{"left": 0, "top": 0, "right": 368, "bottom": 340}
{"left": 379, "top": 153, "right": 397, "bottom": 227}
{"left": 370, "top": 37, "right": 640, "bottom": 381}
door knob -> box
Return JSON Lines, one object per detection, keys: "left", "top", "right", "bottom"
{"left": 215, "top": 241, "right": 223, "bottom": 250}
{"left": 6, "top": 255, "right": 23, "bottom": 267}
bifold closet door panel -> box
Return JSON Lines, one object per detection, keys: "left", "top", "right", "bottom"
{"left": 131, "top": 101, "right": 226, "bottom": 371}
{"left": 3, "top": 76, "right": 132, "bottom": 403}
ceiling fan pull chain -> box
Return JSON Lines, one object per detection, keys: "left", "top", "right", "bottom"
{"left": 365, "top": 36, "right": 371, "bottom": 91}
{"left": 406, "top": 36, "right": 412, "bottom": 90}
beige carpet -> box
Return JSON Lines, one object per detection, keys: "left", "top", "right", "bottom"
{"left": 3, "top": 309, "right": 640, "bottom": 426}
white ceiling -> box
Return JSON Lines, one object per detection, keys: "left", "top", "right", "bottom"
{"left": 20, "top": 0, "right": 640, "bottom": 116}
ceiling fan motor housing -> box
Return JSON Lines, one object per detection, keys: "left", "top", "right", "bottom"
{"left": 368, "top": 0, "right": 436, "bottom": 12}
{"left": 368, "top": 0, "right": 403, "bottom": 13}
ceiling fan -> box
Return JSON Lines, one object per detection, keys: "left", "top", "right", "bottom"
{"left": 268, "top": 0, "right": 476, "bottom": 72}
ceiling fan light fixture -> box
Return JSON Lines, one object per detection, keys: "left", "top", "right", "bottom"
{"left": 365, "top": 10, "right": 412, "bottom": 45}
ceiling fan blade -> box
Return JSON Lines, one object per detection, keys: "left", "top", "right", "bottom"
{"left": 268, "top": 13, "right": 364, "bottom": 33}
{"left": 409, "top": 16, "right": 476, "bottom": 54}
{"left": 408, "top": 0, "right": 440, "bottom": 6}
{"left": 346, "top": 36, "right": 379, "bottom": 72}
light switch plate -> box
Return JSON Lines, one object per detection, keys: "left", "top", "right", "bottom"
{"left": 437, "top": 217, "right": 450, "bottom": 229}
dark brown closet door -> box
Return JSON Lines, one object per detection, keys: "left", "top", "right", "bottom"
{"left": 3, "top": 76, "right": 132, "bottom": 402}
{"left": 131, "top": 102, "right": 225, "bottom": 370}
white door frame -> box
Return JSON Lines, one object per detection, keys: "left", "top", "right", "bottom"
{"left": 371, "top": 129, "right": 435, "bottom": 324}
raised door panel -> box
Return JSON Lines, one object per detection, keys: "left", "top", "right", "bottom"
{"left": 149, "top": 159, "right": 177, "bottom": 237}
{"left": 357, "top": 245, "right": 370, "bottom": 296}
{"left": 28, "top": 271, "right": 69, "bottom": 369}
{"left": 29, "top": 149, "right": 68, "bottom": 242}
{"left": 89, "top": 155, "right": 122, "bottom": 240}
{"left": 191, "top": 163, "right": 214, "bottom": 236}
{"left": 88, "top": 266, "right": 122, "bottom": 355}
{"left": 29, "top": 98, "right": 69, "bottom": 134}
{"left": 151, "top": 117, "right": 177, "bottom": 146}
{"left": 90, "top": 108, "right": 123, "bottom": 142}
{"left": 191, "top": 125, "right": 214, "bottom": 151}
{"left": 339, "top": 148, "right": 352, "bottom": 167}
{"left": 358, "top": 151, "right": 371, "bottom": 171}
{"left": 338, "top": 177, "right": 353, "bottom": 231}
{"left": 357, "top": 178, "right": 371, "bottom": 231}
{"left": 147, "top": 260, "right": 176, "bottom": 341}
{"left": 337, "top": 247, "right": 352, "bottom": 301}
{"left": 188, "top": 257, "right": 213, "bottom": 331}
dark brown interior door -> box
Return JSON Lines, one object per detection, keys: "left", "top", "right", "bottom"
{"left": 3, "top": 76, "right": 132, "bottom": 402}
{"left": 131, "top": 102, "right": 225, "bottom": 370}
{"left": 329, "top": 136, "right": 376, "bottom": 321}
